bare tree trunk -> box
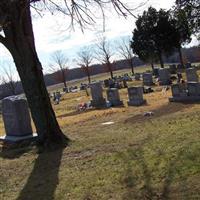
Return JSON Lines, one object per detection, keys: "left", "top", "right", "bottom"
{"left": 151, "top": 62, "right": 155, "bottom": 71}
{"left": 85, "top": 66, "right": 91, "bottom": 84}
{"left": 108, "top": 63, "right": 114, "bottom": 79}
{"left": 61, "top": 70, "right": 67, "bottom": 88}
{"left": 158, "top": 51, "right": 164, "bottom": 68}
{"left": 129, "top": 59, "right": 134, "bottom": 75}
{"left": 2, "top": 1, "right": 69, "bottom": 148}
{"left": 178, "top": 47, "right": 184, "bottom": 68}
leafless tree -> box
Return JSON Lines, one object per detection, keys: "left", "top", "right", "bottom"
{"left": 77, "top": 47, "right": 93, "bottom": 83}
{"left": 96, "top": 36, "right": 114, "bottom": 79}
{"left": 50, "top": 51, "right": 68, "bottom": 88}
{"left": 0, "top": 0, "right": 148, "bottom": 146}
{"left": 118, "top": 37, "right": 135, "bottom": 75}
{"left": 0, "top": 64, "right": 19, "bottom": 95}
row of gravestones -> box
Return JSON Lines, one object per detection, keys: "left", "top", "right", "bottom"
{"left": 90, "top": 82, "right": 146, "bottom": 108}
{"left": 169, "top": 67, "right": 200, "bottom": 102}
{"left": 0, "top": 67, "right": 198, "bottom": 142}
{"left": 139, "top": 68, "right": 171, "bottom": 86}
{"left": 142, "top": 66, "right": 198, "bottom": 86}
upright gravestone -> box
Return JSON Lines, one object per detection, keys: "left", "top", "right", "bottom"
{"left": 186, "top": 68, "right": 199, "bottom": 82}
{"left": 104, "top": 79, "right": 110, "bottom": 88}
{"left": 187, "top": 82, "right": 200, "bottom": 96}
{"left": 2, "top": 96, "right": 33, "bottom": 138}
{"left": 153, "top": 68, "right": 159, "bottom": 77}
{"left": 142, "top": 73, "right": 153, "bottom": 86}
{"left": 169, "top": 65, "right": 177, "bottom": 74}
{"left": 106, "top": 88, "right": 123, "bottom": 106}
{"left": 90, "top": 82, "right": 106, "bottom": 107}
{"left": 127, "top": 86, "right": 146, "bottom": 106}
{"left": 158, "top": 68, "right": 171, "bottom": 85}
{"left": 171, "top": 84, "right": 187, "bottom": 98}
{"left": 185, "top": 62, "right": 192, "bottom": 69}
{"left": 134, "top": 73, "right": 141, "bottom": 81}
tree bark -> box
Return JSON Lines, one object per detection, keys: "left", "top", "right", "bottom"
{"left": 86, "top": 66, "right": 91, "bottom": 84}
{"left": 178, "top": 47, "right": 184, "bottom": 68}
{"left": 151, "top": 62, "right": 155, "bottom": 71}
{"left": 158, "top": 51, "right": 164, "bottom": 68}
{"left": 108, "top": 63, "right": 114, "bottom": 79}
{"left": 2, "top": 1, "right": 69, "bottom": 147}
{"left": 129, "top": 59, "right": 134, "bottom": 75}
{"left": 61, "top": 70, "right": 67, "bottom": 88}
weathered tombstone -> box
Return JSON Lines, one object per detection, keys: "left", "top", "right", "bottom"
{"left": 169, "top": 65, "right": 177, "bottom": 74}
{"left": 63, "top": 87, "right": 68, "bottom": 93}
{"left": 187, "top": 82, "right": 200, "bottom": 96}
{"left": 177, "top": 63, "right": 184, "bottom": 69}
{"left": 2, "top": 96, "right": 32, "bottom": 137}
{"left": 158, "top": 68, "right": 171, "bottom": 85}
{"left": 134, "top": 73, "right": 141, "bottom": 81}
{"left": 127, "top": 86, "right": 146, "bottom": 106}
{"left": 108, "top": 79, "right": 115, "bottom": 88}
{"left": 142, "top": 73, "right": 153, "bottom": 86}
{"left": 153, "top": 68, "right": 159, "bottom": 77}
{"left": 123, "top": 79, "right": 128, "bottom": 88}
{"left": 185, "top": 62, "right": 192, "bottom": 69}
{"left": 90, "top": 82, "right": 106, "bottom": 107}
{"left": 171, "top": 84, "right": 187, "bottom": 97}
{"left": 106, "top": 88, "right": 123, "bottom": 106}
{"left": 104, "top": 79, "right": 110, "bottom": 88}
{"left": 186, "top": 68, "right": 199, "bottom": 82}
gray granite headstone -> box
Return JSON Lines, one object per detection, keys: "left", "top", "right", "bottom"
{"left": 158, "top": 68, "right": 171, "bottom": 85}
{"left": 142, "top": 73, "right": 153, "bottom": 86}
{"left": 106, "top": 88, "right": 123, "bottom": 106}
{"left": 186, "top": 68, "right": 199, "bottom": 82}
{"left": 134, "top": 73, "right": 141, "bottom": 81}
{"left": 171, "top": 84, "right": 187, "bottom": 97}
{"left": 187, "top": 82, "right": 200, "bottom": 96}
{"left": 90, "top": 82, "right": 106, "bottom": 107}
{"left": 2, "top": 96, "right": 32, "bottom": 137}
{"left": 169, "top": 65, "right": 177, "bottom": 74}
{"left": 127, "top": 87, "right": 146, "bottom": 106}
{"left": 185, "top": 62, "right": 192, "bottom": 69}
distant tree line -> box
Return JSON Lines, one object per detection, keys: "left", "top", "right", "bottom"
{"left": 1, "top": 46, "right": 200, "bottom": 99}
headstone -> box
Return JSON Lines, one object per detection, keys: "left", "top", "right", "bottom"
{"left": 2, "top": 96, "right": 32, "bottom": 137}
{"left": 104, "top": 79, "right": 110, "bottom": 88}
{"left": 185, "top": 62, "right": 192, "bottom": 68}
{"left": 186, "top": 68, "right": 199, "bottom": 82}
{"left": 187, "top": 82, "right": 200, "bottom": 96}
{"left": 106, "top": 88, "right": 123, "bottom": 106}
{"left": 127, "top": 87, "right": 146, "bottom": 106}
{"left": 108, "top": 79, "right": 115, "bottom": 88}
{"left": 142, "top": 73, "right": 153, "bottom": 86}
{"left": 63, "top": 87, "right": 68, "bottom": 93}
{"left": 153, "top": 68, "right": 159, "bottom": 77}
{"left": 171, "top": 84, "right": 187, "bottom": 97}
{"left": 169, "top": 65, "right": 177, "bottom": 74}
{"left": 134, "top": 73, "right": 141, "bottom": 81}
{"left": 158, "top": 68, "right": 171, "bottom": 85}
{"left": 123, "top": 79, "right": 128, "bottom": 88}
{"left": 90, "top": 82, "right": 106, "bottom": 107}
{"left": 177, "top": 63, "right": 184, "bottom": 69}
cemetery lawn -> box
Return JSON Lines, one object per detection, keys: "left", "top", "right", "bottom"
{"left": 1, "top": 68, "right": 200, "bottom": 199}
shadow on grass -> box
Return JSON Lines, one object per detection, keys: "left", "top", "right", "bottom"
{"left": 16, "top": 147, "right": 64, "bottom": 200}
{"left": 124, "top": 102, "right": 193, "bottom": 124}
{"left": 0, "top": 141, "right": 35, "bottom": 159}
{"left": 117, "top": 140, "right": 192, "bottom": 200}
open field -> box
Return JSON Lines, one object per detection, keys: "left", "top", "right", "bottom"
{"left": 0, "top": 66, "right": 200, "bottom": 200}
